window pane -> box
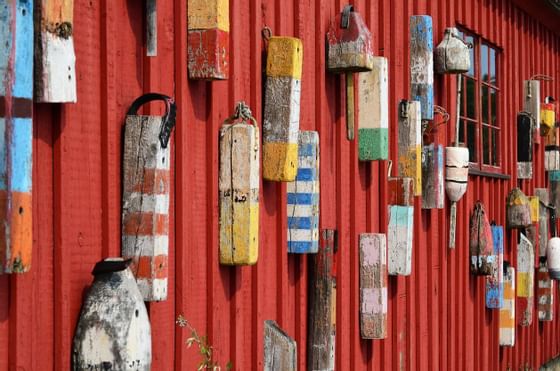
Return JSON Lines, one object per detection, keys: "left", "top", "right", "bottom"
{"left": 489, "top": 48, "right": 496, "bottom": 85}
{"left": 482, "top": 126, "right": 490, "bottom": 165}
{"left": 481, "top": 85, "right": 489, "bottom": 124}
{"left": 490, "top": 88, "right": 498, "bottom": 126}
{"left": 481, "top": 44, "right": 489, "bottom": 82}
{"left": 492, "top": 128, "right": 499, "bottom": 166}
{"left": 466, "top": 78, "right": 476, "bottom": 119}
{"left": 468, "top": 123, "right": 477, "bottom": 162}
{"left": 466, "top": 36, "right": 475, "bottom": 77}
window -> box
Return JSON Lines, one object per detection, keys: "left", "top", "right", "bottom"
{"left": 457, "top": 29, "right": 500, "bottom": 172}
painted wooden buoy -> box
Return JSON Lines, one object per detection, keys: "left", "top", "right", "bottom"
{"left": 421, "top": 143, "right": 444, "bottom": 209}
{"left": 358, "top": 57, "right": 389, "bottom": 161}
{"left": 537, "top": 258, "right": 554, "bottom": 321}
{"left": 434, "top": 27, "right": 471, "bottom": 74}
{"left": 264, "top": 320, "right": 297, "bottom": 371}
{"left": 535, "top": 189, "right": 550, "bottom": 257}
{"left": 541, "top": 99, "right": 556, "bottom": 136}
{"left": 308, "top": 230, "right": 336, "bottom": 371}
{"left": 187, "top": 0, "right": 229, "bottom": 80}
{"left": 121, "top": 94, "right": 176, "bottom": 302}
{"left": 545, "top": 146, "right": 560, "bottom": 171}
{"left": 0, "top": 0, "right": 33, "bottom": 274}
{"left": 517, "top": 233, "right": 534, "bottom": 326}
{"left": 550, "top": 171, "right": 560, "bottom": 212}
{"left": 506, "top": 188, "right": 532, "bottom": 229}
{"left": 499, "top": 264, "right": 515, "bottom": 347}
{"left": 445, "top": 147, "right": 469, "bottom": 248}
{"left": 486, "top": 225, "right": 504, "bottom": 309}
{"left": 524, "top": 80, "right": 540, "bottom": 140}
{"left": 529, "top": 196, "right": 540, "bottom": 223}
{"left": 327, "top": 5, "right": 374, "bottom": 140}
{"left": 410, "top": 15, "right": 434, "bottom": 120}
{"left": 388, "top": 205, "right": 414, "bottom": 276}
{"left": 287, "top": 131, "right": 320, "bottom": 254}
{"left": 359, "top": 233, "right": 387, "bottom": 339}
{"left": 219, "top": 103, "right": 260, "bottom": 265}
{"left": 517, "top": 112, "right": 533, "bottom": 179}
{"left": 72, "top": 258, "right": 151, "bottom": 371}
{"left": 397, "top": 100, "right": 422, "bottom": 196}
{"left": 35, "top": 0, "right": 77, "bottom": 102}
{"left": 469, "top": 202, "right": 494, "bottom": 276}
{"left": 547, "top": 237, "right": 560, "bottom": 280}
{"left": 387, "top": 177, "right": 415, "bottom": 206}
{"left": 263, "top": 34, "right": 303, "bottom": 181}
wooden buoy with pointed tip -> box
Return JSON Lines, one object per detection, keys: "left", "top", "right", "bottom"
{"left": 445, "top": 147, "right": 469, "bottom": 248}
{"left": 469, "top": 202, "right": 494, "bottom": 276}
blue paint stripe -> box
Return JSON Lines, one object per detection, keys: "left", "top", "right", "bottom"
{"left": 412, "top": 85, "right": 434, "bottom": 120}
{"left": 287, "top": 193, "right": 319, "bottom": 205}
{"left": 288, "top": 241, "right": 319, "bottom": 254}
{"left": 551, "top": 170, "right": 560, "bottom": 181}
{"left": 13, "top": 0, "right": 33, "bottom": 99}
{"left": 298, "top": 143, "right": 316, "bottom": 157}
{"left": 491, "top": 225, "right": 504, "bottom": 254}
{"left": 486, "top": 283, "right": 504, "bottom": 309}
{"left": 288, "top": 216, "right": 319, "bottom": 229}
{"left": 410, "top": 15, "right": 433, "bottom": 49}
{"left": 10, "top": 117, "right": 32, "bottom": 192}
{"left": 296, "top": 168, "right": 317, "bottom": 181}
{"left": 390, "top": 206, "right": 414, "bottom": 225}
{"left": 0, "top": 118, "right": 6, "bottom": 190}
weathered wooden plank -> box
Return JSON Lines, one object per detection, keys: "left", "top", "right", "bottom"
{"left": 219, "top": 106, "right": 259, "bottom": 265}
{"left": 421, "top": 143, "right": 444, "bottom": 209}
{"left": 263, "top": 36, "right": 302, "bottom": 181}
{"left": 517, "top": 112, "right": 533, "bottom": 179}
{"left": 550, "top": 170, "right": 560, "bottom": 212}
{"left": 469, "top": 201, "right": 494, "bottom": 276}
{"left": 146, "top": 0, "right": 157, "bottom": 56}
{"left": 388, "top": 206, "right": 413, "bottom": 276}
{"left": 486, "top": 226, "right": 504, "bottom": 309}
{"left": 358, "top": 57, "right": 389, "bottom": 161}
{"left": 445, "top": 147, "right": 469, "bottom": 249}
{"left": 34, "top": 0, "right": 77, "bottom": 102}
{"left": 0, "top": 0, "right": 33, "bottom": 274}
{"left": 434, "top": 27, "right": 470, "bottom": 74}
{"left": 264, "top": 320, "right": 297, "bottom": 371}
{"left": 506, "top": 188, "right": 532, "bottom": 229}
{"left": 287, "top": 131, "right": 319, "bottom": 254}
{"left": 410, "top": 15, "right": 434, "bottom": 121}
{"left": 517, "top": 233, "right": 534, "bottom": 326}
{"left": 499, "top": 265, "right": 515, "bottom": 347}
{"left": 359, "top": 233, "right": 387, "bottom": 339}
{"left": 535, "top": 188, "right": 550, "bottom": 257}
{"left": 397, "top": 100, "right": 422, "bottom": 196}
{"left": 308, "top": 230, "right": 336, "bottom": 371}
{"left": 523, "top": 80, "right": 540, "bottom": 141}
{"left": 387, "top": 177, "right": 414, "bottom": 206}
{"left": 73, "top": 259, "right": 152, "bottom": 370}
{"left": 545, "top": 146, "right": 560, "bottom": 171}
{"left": 537, "top": 260, "right": 554, "bottom": 321}
{"left": 187, "top": 0, "right": 229, "bottom": 80}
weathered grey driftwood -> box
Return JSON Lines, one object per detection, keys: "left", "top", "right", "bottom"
{"left": 264, "top": 320, "right": 297, "bottom": 371}
{"left": 421, "top": 144, "right": 444, "bottom": 209}
{"left": 536, "top": 189, "right": 550, "bottom": 257}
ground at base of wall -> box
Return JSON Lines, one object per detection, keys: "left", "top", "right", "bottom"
{"left": 542, "top": 356, "right": 560, "bottom": 370}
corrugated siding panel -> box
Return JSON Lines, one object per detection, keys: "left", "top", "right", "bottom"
{"left": 0, "top": 0, "right": 558, "bottom": 370}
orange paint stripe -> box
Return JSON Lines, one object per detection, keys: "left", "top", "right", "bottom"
{"left": 44, "top": 0, "right": 74, "bottom": 25}
{"left": 0, "top": 191, "right": 32, "bottom": 271}
{"left": 123, "top": 212, "right": 169, "bottom": 236}
{"left": 126, "top": 168, "right": 170, "bottom": 195}
{"left": 133, "top": 255, "right": 168, "bottom": 279}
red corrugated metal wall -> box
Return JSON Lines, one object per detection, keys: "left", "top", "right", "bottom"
{"left": 0, "top": 0, "right": 559, "bottom": 370}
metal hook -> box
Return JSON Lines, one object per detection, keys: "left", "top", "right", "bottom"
{"left": 340, "top": 4, "right": 354, "bottom": 29}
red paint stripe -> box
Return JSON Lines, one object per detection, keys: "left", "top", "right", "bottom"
{"left": 123, "top": 212, "right": 169, "bottom": 236}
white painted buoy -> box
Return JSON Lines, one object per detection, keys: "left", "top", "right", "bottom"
{"left": 445, "top": 146, "right": 469, "bottom": 248}
{"left": 547, "top": 237, "right": 560, "bottom": 280}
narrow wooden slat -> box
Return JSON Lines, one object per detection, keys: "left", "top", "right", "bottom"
{"left": 535, "top": 189, "right": 549, "bottom": 257}
{"left": 146, "top": 0, "right": 157, "bottom": 56}
{"left": 537, "top": 261, "right": 554, "bottom": 322}
{"left": 397, "top": 100, "right": 422, "bottom": 196}
{"left": 499, "top": 266, "right": 515, "bottom": 347}
{"left": 517, "top": 233, "right": 534, "bottom": 327}
{"left": 517, "top": 112, "right": 533, "bottom": 179}
{"left": 387, "top": 205, "right": 413, "bottom": 276}
{"left": 264, "top": 320, "right": 297, "bottom": 371}
{"left": 485, "top": 226, "right": 504, "bottom": 308}
{"left": 523, "top": 80, "right": 540, "bottom": 137}
{"left": 410, "top": 15, "right": 434, "bottom": 121}
{"left": 421, "top": 143, "right": 444, "bottom": 209}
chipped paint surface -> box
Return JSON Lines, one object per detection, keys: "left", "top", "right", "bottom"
{"left": 421, "top": 144, "right": 444, "bottom": 209}
{"left": 410, "top": 15, "right": 434, "bottom": 120}
{"left": 358, "top": 57, "right": 389, "bottom": 161}
{"left": 469, "top": 202, "right": 494, "bottom": 276}
{"left": 397, "top": 100, "right": 422, "bottom": 196}
{"left": 266, "top": 37, "right": 303, "bottom": 79}
{"left": 506, "top": 188, "right": 532, "bottom": 229}
{"left": 528, "top": 196, "right": 540, "bottom": 223}
{"left": 72, "top": 259, "right": 152, "bottom": 370}
{"left": 219, "top": 122, "right": 259, "bottom": 265}
{"left": 388, "top": 206, "right": 413, "bottom": 276}
{"left": 187, "top": 28, "right": 229, "bottom": 80}
{"left": 524, "top": 80, "right": 540, "bottom": 134}
{"left": 287, "top": 131, "right": 319, "bottom": 253}
{"left": 536, "top": 189, "right": 549, "bottom": 257}
{"left": 444, "top": 147, "right": 468, "bottom": 202}
{"left": 517, "top": 233, "right": 534, "bottom": 326}
{"left": 359, "top": 233, "right": 387, "bottom": 339}
{"left": 0, "top": 0, "right": 33, "bottom": 274}
{"left": 499, "top": 266, "right": 515, "bottom": 347}
{"left": 122, "top": 115, "right": 171, "bottom": 301}
{"left": 434, "top": 27, "right": 470, "bottom": 74}
{"left": 387, "top": 177, "right": 414, "bottom": 206}
{"left": 545, "top": 146, "right": 560, "bottom": 171}
{"left": 264, "top": 320, "right": 297, "bottom": 371}
{"left": 551, "top": 171, "right": 560, "bottom": 211}
{"left": 486, "top": 226, "right": 504, "bottom": 308}
{"left": 187, "top": 0, "right": 229, "bottom": 31}
{"left": 541, "top": 103, "right": 556, "bottom": 135}
{"left": 537, "top": 262, "right": 554, "bottom": 321}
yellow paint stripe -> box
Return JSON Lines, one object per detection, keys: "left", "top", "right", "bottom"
{"left": 529, "top": 196, "right": 539, "bottom": 223}
{"left": 263, "top": 142, "right": 298, "bottom": 182}
{"left": 517, "top": 272, "right": 533, "bottom": 298}
{"left": 188, "top": 0, "right": 229, "bottom": 32}
{"left": 266, "top": 37, "right": 303, "bottom": 79}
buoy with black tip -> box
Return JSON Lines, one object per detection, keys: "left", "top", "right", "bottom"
{"left": 547, "top": 204, "right": 560, "bottom": 280}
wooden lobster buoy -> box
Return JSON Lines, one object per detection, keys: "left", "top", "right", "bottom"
{"left": 524, "top": 80, "right": 540, "bottom": 141}
{"left": 73, "top": 258, "right": 151, "bottom": 370}
{"left": 545, "top": 146, "right": 560, "bottom": 171}
{"left": 517, "top": 112, "right": 533, "bottom": 179}
{"left": 517, "top": 233, "right": 534, "bottom": 326}
{"left": 445, "top": 147, "right": 469, "bottom": 248}
{"left": 263, "top": 32, "right": 303, "bottom": 181}
{"left": 421, "top": 143, "right": 444, "bottom": 209}
{"left": 551, "top": 171, "right": 560, "bottom": 211}
{"left": 541, "top": 98, "right": 556, "bottom": 136}
{"left": 219, "top": 103, "right": 260, "bottom": 265}
{"left": 287, "top": 131, "right": 320, "bottom": 254}
{"left": 434, "top": 27, "right": 471, "bottom": 74}
{"left": 535, "top": 189, "right": 550, "bottom": 257}
{"left": 397, "top": 100, "right": 422, "bottom": 196}
{"left": 264, "top": 320, "right": 297, "bottom": 371}
{"left": 327, "top": 5, "right": 374, "bottom": 140}
{"left": 547, "top": 206, "right": 560, "bottom": 280}
{"left": 35, "top": 0, "right": 77, "bottom": 102}
{"left": 0, "top": 0, "right": 33, "bottom": 274}
{"left": 359, "top": 233, "right": 387, "bottom": 339}
{"left": 469, "top": 202, "right": 494, "bottom": 276}
{"left": 388, "top": 205, "right": 414, "bottom": 276}
{"left": 387, "top": 177, "right": 414, "bottom": 206}
{"left": 410, "top": 15, "right": 434, "bottom": 120}
{"left": 486, "top": 225, "right": 504, "bottom": 308}
{"left": 499, "top": 264, "right": 515, "bottom": 347}
{"left": 358, "top": 57, "right": 389, "bottom": 161}
{"left": 537, "top": 258, "right": 554, "bottom": 321}
{"left": 506, "top": 188, "right": 531, "bottom": 229}
{"left": 187, "top": 0, "right": 229, "bottom": 80}
{"left": 121, "top": 94, "right": 176, "bottom": 301}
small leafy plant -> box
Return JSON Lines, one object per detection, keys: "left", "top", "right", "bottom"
{"left": 176, "top": 315, "right": 233, "bottom": 371}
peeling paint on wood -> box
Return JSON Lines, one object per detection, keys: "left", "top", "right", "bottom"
{"left": 287, "top": 131, "right": 319, "bottom": 254}
{"left": 506, "top": 188, "right": 532, "bottom": 229}
{"left": 0, "top": 0, "right": 33, "bottom": 274}
{"left": 541, "top": 102, "right": 556, "bottom": 135}
{"left": 469, "top": 202, "right": 494, "bottom": 276}
{"left": 219, "top": 112, "right": 259, "bottom": 265}
{"left": 387, "top": 177, "right": 414, "bottom": 206}
{"left": 550, "top": 170, "right": 560, "bottom": 212}
{"left": 35, "top": 0, "right": 77, "bottom": 102}
{"left": 486, "top": 226, "right": 504, "bottom": 309}
{"left": 359, "top": 233, "right": 387, "bottom": 339}
{"left": 308, "top": 230, "right": 336, "bottom": 371}
{"left": 409, "top": 15, "right": 433, "bottom": 120}
{"left": 529, "top": 196, "right": 540, "bottom": 223}
{"left": 421, "top": 143, "right": 444, "bottom": 209}
{"left": 536, "top": 189, "right": 550, "bottom": 257}
{"left": 524, "top": 80, "right": 540, "bottom": 140}
{"left": 388, "top": 206, "right": 413, "bottom": 276}
{"left": 537, "top": 261, "right": 554, "bottom": 321}
{"left": 187, "top": 0, "right": 229, "bottom": 80}
{"left": 146, "top": 0, "right": 157, "bottom": 56}
{"left": 445, "top": 147, "right": 468, "bottom": 249}
{"left": 434, "top": 27, "right": 470, "bottom": 74}
{"left": 517, "top": 233, "right": 534, "bottom": 326}
{"left": 499, "top": 266, "right": 515, "bottom": 347}
{"left": 358, "top": 57, "right": 389, "bottom": 161}
{"left": 397, "top": 100, "right": 422, "bottom": 196}
{"left": 72, "top": 258, "right": 152, "bottom": 370}
{"left": 264, "top": 320, "right": 297, "bottom": 371}
{"left": 263, "top": 36, "right": 302, "bottom": 181}
{"left": 545, "top": 146, "right": 560, "bottom": 171}
{"left": 517, "top": 112, "right": 533, "bottom": 179}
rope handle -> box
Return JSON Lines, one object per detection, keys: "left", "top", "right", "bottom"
{"left": 126, "top": 93, "right": 177, "bottom": 149}
{"left": 223, "top": 101, "right": 258, "bottom": 127}
{"left": 529, "top": 74, "right": 554, "bottom": 82}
